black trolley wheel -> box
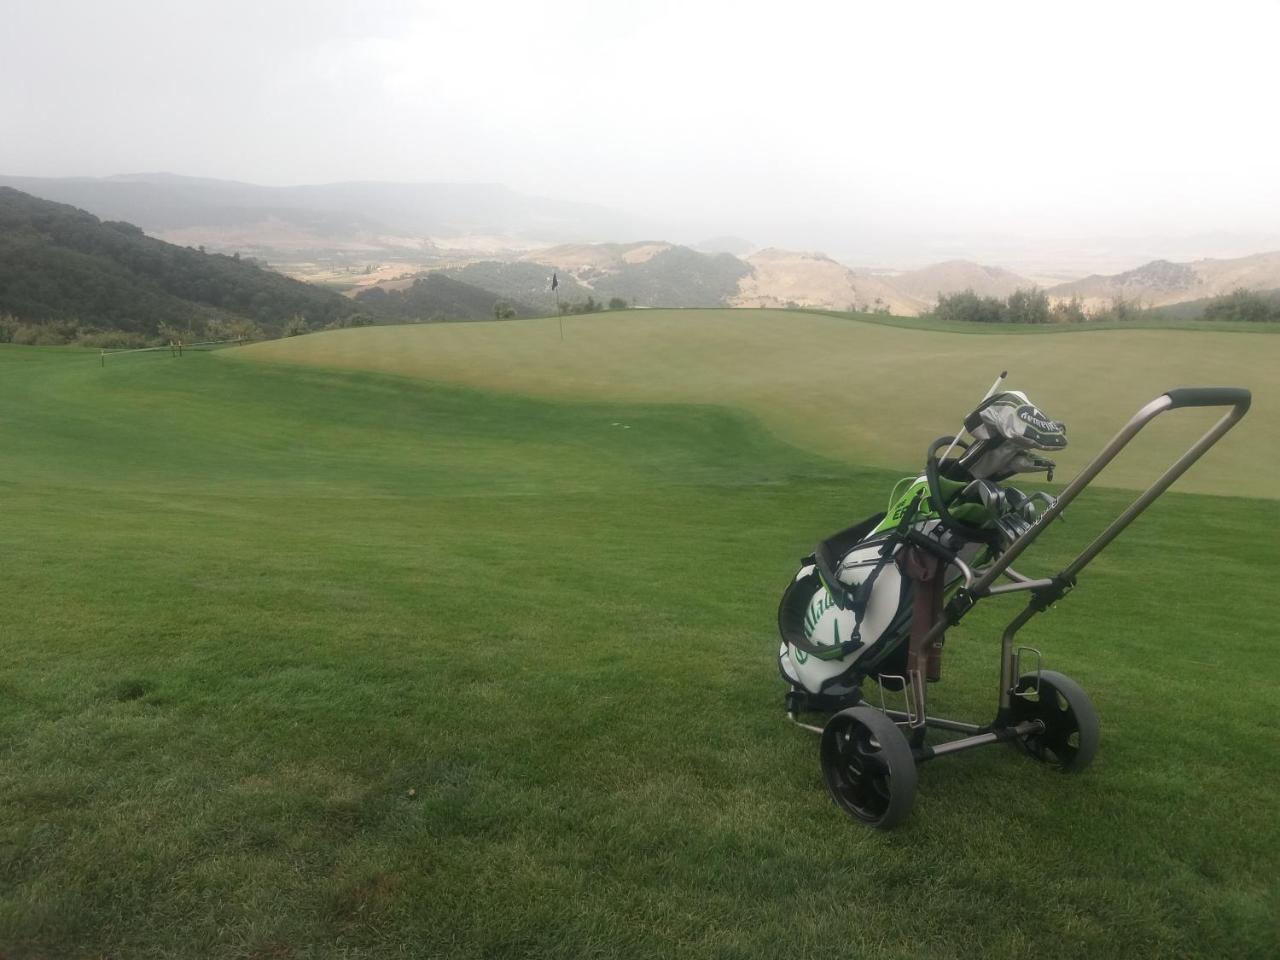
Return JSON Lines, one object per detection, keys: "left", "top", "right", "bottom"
{"left": 1009, "top": 669, "right": 1100, "bottom": 772}
{"left": 819, "top": 706, "right": 917, "bottom": 829}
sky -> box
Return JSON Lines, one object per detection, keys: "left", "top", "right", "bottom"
{"left": 3, "top": 0, "right": 1279, "bottom": 260}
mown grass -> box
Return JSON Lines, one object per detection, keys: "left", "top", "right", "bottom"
{"left": 1, "top": 343, "right": 1277, "bottom": 959}
{"left": 803, "top": 307, "right": 1280, "bottom": 336}
{"left": 236, "top": 310, "right": 1277, "bottom": 499}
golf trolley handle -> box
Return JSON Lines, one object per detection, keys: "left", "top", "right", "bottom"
{"left": 1164, "top": 386, "right": 1252, "bottom": 410}
{"left": 970, "top": 386, "right": 1252, "bottom": 596}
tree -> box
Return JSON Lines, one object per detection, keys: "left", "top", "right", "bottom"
{"left": 608, "top": 297, "right": 628, "bottom": 311}
{"left": 1006, "top": 288, "right": 1050, "bottom": 324}
{"left": 1204, "top": 287, "right": 1279, "bottom": 323}
{"left": 493, "top": 302, "right": 517, "bottom": 320}
{"left": 283, "top": 314, "right": 310, "bottom": 337}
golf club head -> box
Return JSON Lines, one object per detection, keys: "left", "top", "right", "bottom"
{"left": 962, "top": 479, "right": 1006, "bottom": 514}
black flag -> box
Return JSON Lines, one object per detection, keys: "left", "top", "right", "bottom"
{"left": 551, "top": 271, "right": 559, "bottom": 292}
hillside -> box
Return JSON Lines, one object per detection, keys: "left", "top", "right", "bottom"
{"left": 732, "top": 249, "right": 929, "bottom": 315}
{"left": 239, "top": 309, "right": 1273, "bottom": 499}
{"left": 1147, "top": 286, "right": 1280, "bottom": 322}
{"left": 439, "top": 261, "right": 590, "bottom": 313}
{"left": 518, "top": 241, "right": 750, "bottom": 308}
{"left": 1048, "top": 251, "right": 1280, "bottom": 308}
{"left": 0, "top": 173, "right": 645, "bottom": 257}
{"left": 353, "top": 272, "right": 535, "bottom": 321}
{"left": 0, "top": 187, "right": 361, "bottom": 340}
{"left": 889, "top": 259, "right": 1034, "bottom": 301}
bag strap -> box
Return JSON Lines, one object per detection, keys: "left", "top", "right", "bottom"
{"left": 788, "top": 493, "right": 924, "bottom": 660}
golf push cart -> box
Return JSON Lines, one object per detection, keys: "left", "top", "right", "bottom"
{"left": 777, "top": 377, "right": 1251, "bottom": 829}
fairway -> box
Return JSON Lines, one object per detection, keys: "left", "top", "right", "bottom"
{"left": 2, "top": 332, "right": 1278, "bottom": 959}
{"left": 239, "top": 309, "right": 1279, "bottom": 499}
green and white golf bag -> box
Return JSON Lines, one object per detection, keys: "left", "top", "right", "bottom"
{"left": 777, "top": 390, "right": 1067, "bottom": 709}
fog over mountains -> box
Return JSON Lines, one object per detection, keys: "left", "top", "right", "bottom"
{"left": 5, "top": 173, "right": 1280, "bottom": 319}
{"left": 0, "top": 173, "right": 649, "bottom": 255}
{"left": 6, "top": 173, "right": 1279, "bottom": 275}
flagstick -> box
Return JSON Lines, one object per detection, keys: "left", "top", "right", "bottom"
{"left": 555, "top": 287, "right": 563, "bottom": 342}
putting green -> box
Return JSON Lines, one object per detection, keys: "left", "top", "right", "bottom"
{"left": 237, "top": 310, "right": 1277, "bottom": 499}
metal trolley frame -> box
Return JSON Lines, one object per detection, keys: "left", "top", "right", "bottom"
{"left": 790, "top": 387, "right": 1252, "bottom": 828}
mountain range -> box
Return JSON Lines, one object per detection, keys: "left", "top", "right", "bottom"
{"left": 0, "top": 173, "right": 645, "bottom": 257}
{"left": 4, "top": 175, "right": 1280, "bottom": 329}
{"left": 1046, "top": 252, "right": 1280, "bottom": 309}
{"left": 0, "top": 188, "right": 533, "bottom": 341}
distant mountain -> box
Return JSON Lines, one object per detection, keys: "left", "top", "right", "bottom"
{"left": 1047, "top": 251, "right": 1280, "bottom": 308}
{"left": 353, "top": 272, "right": 535, "bottom": 322}
{"left": 732, "top": 249, "right": 929, "bottom": 315}
{"left": 437, "top": 261, "right": 590, "bottom": 313}
{"left": 0, "top": 187, "right": 361, "bottom": 339}
{"left": 889, "top": 259, "right": 1034, "bottom": 301}
{"left": 0, "top": 173, "right": 645, "bottom": 257}
{"left": 518, "top": 241, "right": 751, "bottom": 308}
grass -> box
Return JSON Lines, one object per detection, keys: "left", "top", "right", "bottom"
{"left": 1, "top": 335, "right": 1278, "bottom": 959}
{"left": 237, "top": 310, "right": 1277, "bottom": 499}
{"left": 803, "top": 307, "right": 1280, "bottom": 336}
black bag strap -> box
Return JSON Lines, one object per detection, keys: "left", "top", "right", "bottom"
{"left": 784, "top": 498, "right": 921, "bottom": 660}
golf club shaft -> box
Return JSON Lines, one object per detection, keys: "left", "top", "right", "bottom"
{"left": 939, "top": 370, "right": 1007, "bottom": 463}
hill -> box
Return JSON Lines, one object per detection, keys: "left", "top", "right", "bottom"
{"left": 1146, "top": 286, "right": 1280, "bottom": 322}
{"left": 889, "top": 259, "right": 1035, "bottom": 301}
{"left": 731, "top": 249, "right": 929, "bottom": 315}
{"left": 353, "top": 271, "right": 536, "bottom": 321}
{"left": 0, "top": 173, "right": 645, "bottom": 258}
{"left": 1048, "top": 251, "right": 1280, "bottom": 308}
{"left": 0, "top": 187, "right": 362, "bottom": 342}
{"left": 519, "top": 241, "right": 750, "bottom": 308}
{"left": 239, "top": 308, "right": 1275, "bottom": 499}
{"left": 434, "top": 261, "right": 589, "bottom": 313}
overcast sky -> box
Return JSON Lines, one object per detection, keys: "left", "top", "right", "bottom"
{"left": 4, "top": 0, "right": 1279, "bottom": 255}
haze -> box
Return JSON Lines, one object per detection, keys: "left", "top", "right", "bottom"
{"left": 4, "top": 0, "right": 1279, "bottom": 263}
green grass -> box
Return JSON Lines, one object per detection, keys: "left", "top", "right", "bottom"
{"left": 1, "top": 340, "right": 1278, "bottom": 959}
{"left": 803, "top": 307, "right": 1280, "bottom": 335}
{"left": 236, "top": 310, "right": 1277, "bottom": 499}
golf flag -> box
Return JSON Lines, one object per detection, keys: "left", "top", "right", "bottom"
{"left": 551, "top": 271, "right": 559, "bottom": 292}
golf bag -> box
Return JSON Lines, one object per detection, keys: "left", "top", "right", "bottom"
{"left": 778, "top": 390, "right": 1067, "bottom": 711}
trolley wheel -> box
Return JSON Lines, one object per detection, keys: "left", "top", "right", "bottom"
{"left": 1010, "top": 670, "right": 1100, "bottom": 772}
{"left": 819, "top": 706, "right": 917, "bottom": 829}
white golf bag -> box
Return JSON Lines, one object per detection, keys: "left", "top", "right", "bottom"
{"left": 778, "top": 390, "right": 1067, "bottom": 711}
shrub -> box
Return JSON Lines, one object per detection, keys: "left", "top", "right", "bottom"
{"left": 1203, "top": 288, "right": 1280, "bottom": 323}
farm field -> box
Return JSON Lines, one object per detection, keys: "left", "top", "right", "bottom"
{"left": 1, "top": 314, "right": 1277, "bottom": 959}
{"left": 241, "top": 309, "right": 1280, "bottom": 499}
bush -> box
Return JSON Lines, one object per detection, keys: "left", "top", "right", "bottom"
{"left": 607, "top": 297, "right": 629, "bottom": 311}
{"left": 1006, "top": 288, "right": 1051, "bottom": 324}
{"left": 932, "top": 289, "right": 1007, "bottom": 323}
{"left": 933, "top": 288, "right": 1151, "bottom": 325}
{"left": 559, "top": 296, "right": 605, "bottom": 315}
{"left": 1203, "top": 288, "right": 1280, "bottom": 323}
{"left": 0, "top": 316, "right": 81, "bottom": 345}
{"left": 75, "top": 330, "right": 151, "bottom": 349}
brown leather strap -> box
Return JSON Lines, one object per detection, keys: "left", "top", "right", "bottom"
{"left": 901, "top": 547, "right": 946, "bottom": 682}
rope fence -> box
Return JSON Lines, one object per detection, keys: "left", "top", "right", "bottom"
{"left": 99, "top": 336, "right": 250, "bottom": 366}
